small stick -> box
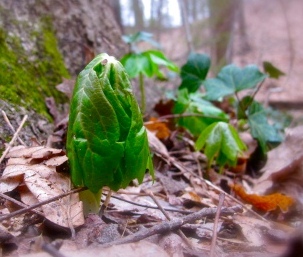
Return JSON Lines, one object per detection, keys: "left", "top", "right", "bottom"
{"left": 1, "top": 111, "right": 26, "bottom": 145}
{"left": 0, "top": 192, "right": 44, "bottom": 216}
{"left": 100, "top": 205, "right": 241, "bottom": 248}
{"left": 210, "top": 193, "right": 225, "bottom": 257}
{"left": 166, "top": 155, "right": 269, "bottom": 223}
{"left": 99, "top": 190, "right": 112, "bottom": 216}
{"left": 0, "top": 187, "right": 86, "bottom": 222}
{"left": 109, "top": 194, "right": 193, "bottom": 214}
{"left": 148, "top": 191, "right": 193, "bottom": 249}
{"left": 0, "top": 115, "right": 28, "bottom": 163}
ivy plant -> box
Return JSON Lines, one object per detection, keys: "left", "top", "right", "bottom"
{"left": 174, "top": 52, "right": 286, "bottom": 170}
{"left": 195, "top": 122, "right": 246, "bottom": 170}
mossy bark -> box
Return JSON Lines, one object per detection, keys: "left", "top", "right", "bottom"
{"left": 0, "top": 18, "right": 69, "bottom": 119}
{"left": 0, "top": 0, "right": 126, "bottom": 154}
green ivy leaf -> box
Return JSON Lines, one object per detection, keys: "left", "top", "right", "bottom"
{"left": 263, "top": 61, "right": 286, "bottom": 79}
{"left": 248, "top": 101, "right": 283, "bottom": 153}
{"left": 204, "top": 64, "right": 267, "bottom": 100}
{"left": 67, "top": 53, "right": 154, "bottom": 193}
{"left": 173, "top": 89, "right": 228, "bottom": 136}
{"left": 179, "top": 53, "right": 211, "bottom": 93}
{"left": 195, "top": 122, "right": 246, "bottom": 168}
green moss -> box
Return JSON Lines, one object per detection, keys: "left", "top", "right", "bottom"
{"left": 0, "top": 16, "right": 70, "bottom": 119}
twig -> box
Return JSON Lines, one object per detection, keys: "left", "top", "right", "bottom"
{"left": 0, "top": 115, "right": 28, "bottom": 163}
{"left": 109, "top": 194, "right": 193, "bottom": 214}
{"left": 0, "top": 187, "right": 86, "bottom": 222}
{"left": 1, "top": 111, "right": 26, "bottom": 145}
{"left": 144, "top": 113, "right": 225, "bottom": 124}
{"left": 164, "top": 154, "right": 269, "bottom": 223}
{"left": 0, "top": 192, "right": 44, "bottom": 216}
{"left": 148, "top": 191, "right": 193, "bottom": 249}
{"left": 100, "top": 205, "right": 241, "bottom": 248}
{"left": 178, "top": 0, "right": 194, "bottom": 53}
{"left": 99, "top": 189, "right": 112, "bottom": 216}
{"left": 210, "top": 193, "right": 225, "bottom": 257}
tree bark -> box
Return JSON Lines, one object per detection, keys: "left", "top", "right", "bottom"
{"left": 132, "top": 0, "right": 145, "bottom": 31}
{"left": 208, "top": 0, "right": 237, "bottom": 74}
{"left": 0, "top": 0, "right": 127, "bottom": 152}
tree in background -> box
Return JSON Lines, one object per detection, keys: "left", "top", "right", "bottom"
{"left": 110, "top": 0, "right": 124, "bottom": 33}
{"left": 208, "top": 0, "right": 249, "bottom": 74}
{"left": 208, "top": 0, "right": 237, "bottom": 74}
{"left": 132, "top": 0, "right": 145, "bottom": 31}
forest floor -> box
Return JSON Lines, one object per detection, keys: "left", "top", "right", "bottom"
{"left": 1, "top": 0, "right": 303, "bottom": 256}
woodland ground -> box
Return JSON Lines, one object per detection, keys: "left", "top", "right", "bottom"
{"left": 1, "top": 0, "right": 303, "bottom": 256}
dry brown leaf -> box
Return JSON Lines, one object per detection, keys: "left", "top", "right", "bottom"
{"left": 56, "top": 78, "right": 75, "bottom": 99}
{"left": 255, "top": 126, "right": 303, "bottom": 191}
{"left": 232, "top": 184, "right": 294, "bottom": 212}
{"left": 253, "top": 126, "right": 303, "bottom": 209}
{"left": 0, "top": 146, "right": 84, "bottom": 228}
{"left": 145, "top": 117, "right": 170, "bottom": 139}
{"left": 147, "top": 129, "right": 171, "bottom": 163}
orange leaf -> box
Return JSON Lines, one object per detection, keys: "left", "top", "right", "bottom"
{"left": 145, "top": 117, "right": 170, "bottom": 139}
{"left": 231, "top": 184, "right": 294, "bottom": 212}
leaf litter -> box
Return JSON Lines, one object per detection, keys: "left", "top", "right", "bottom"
{"left": 0, "top": 101, "right": 302, "bottom": 256}
{"left": 0, "top": 146, "right": 84, "bottom": 228}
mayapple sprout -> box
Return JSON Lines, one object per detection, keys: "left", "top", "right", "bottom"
{"left": 67, "top": 53, "right": 154, "bottom": 214}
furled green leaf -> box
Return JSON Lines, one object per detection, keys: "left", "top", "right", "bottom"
{"left": 179, "top": 53, "right": 211, "bottom": 93}
{"left": 248, "top": 101, "right": 283, "bottom": 153}
{"left": 120, "top": 53, "right": 152, "bottom": 78}
{"left": 263, "top": 61, "right": 286, "bottom": 79}
{"left": 148, "top": 50, "right": 179, "bottom": 73}
{"left": 204, "top": 64, "right": 267, "bottom": 100}
{"left": 67, "top": 53, "right": 154, "bottom": 194}
{"left": 121, "top": 50, "right": 178, "bottom": 79}
{"left": 173, "top": 89, "right": 228, "bottom": 136}
{"left": 122, "top": 31, "right": 161, "bottom": 48}
{"left": 195, "top": 122, "right": 246, "bottom": 168}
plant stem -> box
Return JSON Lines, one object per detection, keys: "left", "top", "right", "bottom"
{"left": 139, "top": 72, "right": 146, "bottom": 113}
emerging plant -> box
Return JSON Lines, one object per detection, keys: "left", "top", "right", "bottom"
{"left": 66, "top": 53, "right": 154, "bottom": 214}
{"left": 174, "top": 52, "right": 285, "bottom": 169}
{"left": 120, "top": 31, "right": 178, "bottom": 113}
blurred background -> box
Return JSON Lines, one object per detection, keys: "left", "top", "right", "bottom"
{"left": 0, "top": 0, "right": 302, "bottom": 118}
{"left": 114, "top": 0, "right": 302, "bottom": 108}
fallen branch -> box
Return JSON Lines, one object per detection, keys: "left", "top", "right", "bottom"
{"left": 0, "top": 192, "right": 44, "bottom": 216}
{"left": 0, "top": 187, "right": 86, "bottom": 222}
{"left": 100, "top": 205, "right": 242, "bottom": 248}
{"left": 210, "top": 193, "right": 225, "bottom": 257}
{"left": 0, "top": 115, "right": 28, "bottom": 163}
{"left": 1, "top": 111, "right": 26, "bottom": 145}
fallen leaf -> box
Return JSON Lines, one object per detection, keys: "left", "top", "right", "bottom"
{"left": 231, "top": 184, "right": 294, "bottom": 212}
{"left": 145, "top": 117, "right": 170, "bottom": 139}
{"left": 146, "top": 129, "right": 171, "bottom": 163}
{"left": 0, "top": 146, "right": 84, "bottom": 228}
{"left": 56, "top": 78, "right": 75, "bottom": 99}
{"left": 253, "top": 126, "right": 303, "bottom": 208}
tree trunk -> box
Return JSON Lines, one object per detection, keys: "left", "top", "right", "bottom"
{"left": 0, "top": 0, "right": 127, "bottom": 152}
{"left": 132, "top": 0, "right": 145, "bottom": 31}
{"left": 208, "top": 0, "right": 237, "bottom": 74}
{"left": 109, "top": 0, "right": 124, "bottom": 33}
